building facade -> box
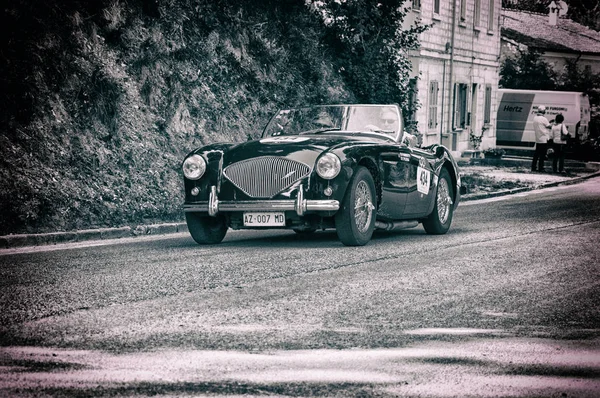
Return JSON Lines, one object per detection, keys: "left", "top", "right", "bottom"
{"left": 501, "top": 7, "right": 600, "bottom": 76}
{"left": 403, "top": 0, "right": 502, "bottom": 154}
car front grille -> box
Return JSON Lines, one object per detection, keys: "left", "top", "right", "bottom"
{"left": 223, "top": 156, "right": 311, "bottom": 198}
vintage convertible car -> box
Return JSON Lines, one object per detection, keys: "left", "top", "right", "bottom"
{"left": 182, "top": 104, "right": 466, "bottom": 246}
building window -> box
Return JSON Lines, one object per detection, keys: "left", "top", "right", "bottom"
{"left": 484, "top": 85, "right": 492, "bottom": 124}
{"left": 488, "top": 0, "right": 495, "bottom": 31}
{"left": 460, "top": 0, "right": 467, "bottom": 21}
{"left": 428, "top": 81, "right": 439, "bottom": 130}
{"left": 474, "top": 0, "right": 481, "bottom": 27}
{"left": 412, "top": 0, "right": 421, "bottom": 10}
{"left": 453, "top": 83, "right": 468, "bottom": 130}
{"left": 434, "top": 0, "right": 440, "bottom": 15}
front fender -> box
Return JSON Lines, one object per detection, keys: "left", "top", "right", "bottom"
{"left": 310, "top": 144, "right": 383, "bottom": 206}
{"left": 426, "top": 144, "right": 463, "bottom": 208}
{"left": 183, "top": 143, "right": 236, "bottom": 202}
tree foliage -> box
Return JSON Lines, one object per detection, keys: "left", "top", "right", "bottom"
{"left": 501, "top": 0, "right": 549, "bottom": 14}
{"left": 566, "top": 0, "right": 600, "bottom": 31}
{"left": 311, "top": 0, "right": 427, "bottom": 115}
{"left": 499, "top": 49, "right": 558, "bottom": 90}
{"left": 0, "top": 0, "right": 424, "bottom": 235}
{"left": 500, "top": 47, "right": 600, "bottom": 99}
{"left": 556, "top": 60, "right": 600, "bottom": 129}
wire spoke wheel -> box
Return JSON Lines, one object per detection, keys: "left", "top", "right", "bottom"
{"left": 423, "top": 168, "right": 455, "bottom": 235}
{"left": 354, "top": 180, "right": 374, "bottom": 234}
{"left": 335, "top": 166, "right": 376, "bottom": 246}
{"left": 436, "top": 177, "right": 452, "bottom": 225}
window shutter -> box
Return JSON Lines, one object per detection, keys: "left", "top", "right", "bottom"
{"left": 484, "top": 85, "right": 492, "bottom": 124}
{"left": 428, "top": 81, "right": 439, "bottom": 130}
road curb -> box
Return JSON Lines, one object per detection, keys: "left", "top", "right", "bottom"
{"left": 0, "top": 223, "right": 188, "bottom": 250}
{"left": 1, "top": 172, "right": 598, "bottom": 250}
{"left": 462, "top": 170, "right": 600, "bottom": 201}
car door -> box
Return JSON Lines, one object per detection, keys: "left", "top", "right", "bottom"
{"left": 403, "top": 150, "right": 435, "bottom": 217}
{"left": 378, "top": 144, "right": 413, "bottom": 219}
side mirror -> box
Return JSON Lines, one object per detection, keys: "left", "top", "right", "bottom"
{"left": 435, "top": 146, "right": 446, "bottom": 158}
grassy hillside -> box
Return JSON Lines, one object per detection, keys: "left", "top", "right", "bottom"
{"left": 0, "top": 0, "right": 418, "bottom": 235}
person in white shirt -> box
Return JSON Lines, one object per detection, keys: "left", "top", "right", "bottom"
{"left": 531, "top": 105, "right": 551, "bottom": 172}
{"left": 551, "top": 113, "right": 570, "bottom": 173}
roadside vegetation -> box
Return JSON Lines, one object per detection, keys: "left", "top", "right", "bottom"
{"left": 460, "top": 171, "right": 529, "bottom": 195}
{"left": 0, "top": 0, "right": 425, "bottom": 235}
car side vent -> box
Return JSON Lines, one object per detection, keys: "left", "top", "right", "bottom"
{"left": 223, "top": 156, "right": 311, "bottom": 198}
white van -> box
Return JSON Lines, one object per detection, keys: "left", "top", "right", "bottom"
{"left": 496, "top": 89, "right": 591, "bottom": 152}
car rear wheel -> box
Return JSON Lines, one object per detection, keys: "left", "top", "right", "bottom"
{"left": 335, "top": 166, "right": 377, "bottom": 246}
{"left": 185, "top": 212, "right": 228, "bottom": 244}
{"left": 423, "top": 168, "right": 454, "bottom": 234}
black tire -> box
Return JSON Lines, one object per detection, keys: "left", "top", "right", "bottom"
{"left": 335, "top": 166, "right": 377, "bottom": 246}
{"left": 185, "top": 212, "right": 228, "bottom": 244}
{"left": 423, "top": 168, "right": 454, "bottom": 235}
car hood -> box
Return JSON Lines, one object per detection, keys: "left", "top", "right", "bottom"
{"left": 222, "top": 134, "right": 388, "bottom": 166}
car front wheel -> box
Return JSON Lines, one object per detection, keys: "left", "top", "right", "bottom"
{"left": 423, "top": 168, "right": 454, "bottom": 234}
{"left": 335, "top": 166, "right": 377, "bottom": 246}
{"left": 185, "top": 212, "right": 228, "bottom": 244}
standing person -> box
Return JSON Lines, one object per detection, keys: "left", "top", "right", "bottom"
{"left": 551, "top": 113, "right": 570, "bottom": 173}
{"left": 531, "top": 105, "right": 551, "bottom": 172}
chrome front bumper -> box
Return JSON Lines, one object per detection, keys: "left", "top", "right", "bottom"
{"left": 184, "top": 185, "right": 340, "bottom": 217}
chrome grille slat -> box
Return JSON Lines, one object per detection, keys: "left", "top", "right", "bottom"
{"left": 223, "top": 156, "right": 311, "bottom": 198}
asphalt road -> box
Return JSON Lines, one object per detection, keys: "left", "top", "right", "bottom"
{"left": 1, "top": 177, "right": 600, "bottom": 397}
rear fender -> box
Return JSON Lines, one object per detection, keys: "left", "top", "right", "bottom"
{"left": 430, "top": 145, "right": 463, "bottom": 208}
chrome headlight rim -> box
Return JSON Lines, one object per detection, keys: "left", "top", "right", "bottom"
{"left": 316, "top": 153, "right": 341, "bottom": 180}
{"left": 183, "top": 154, "right": 207, "bottom": 180}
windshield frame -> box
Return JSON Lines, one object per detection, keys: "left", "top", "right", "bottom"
{"left": 261, "top": 104, "right": 405, "bottom": 143}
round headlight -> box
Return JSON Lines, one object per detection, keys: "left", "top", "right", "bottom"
{"left": 183, "top": 155, "right": 206, "bottom": 180}
{"left": 316, "top": 153, "right": 341, "bottom": 179}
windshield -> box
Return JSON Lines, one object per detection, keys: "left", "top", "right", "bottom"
{"left": 262, "top": 105, "right": 404, "bottom": 142}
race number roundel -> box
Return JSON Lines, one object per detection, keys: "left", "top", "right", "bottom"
{"left": 417, "top": 158, "right": 430, "bottom": 195}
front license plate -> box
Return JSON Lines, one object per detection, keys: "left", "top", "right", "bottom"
{"left": 243, "top": 212, "right": 286, "bottom": 227}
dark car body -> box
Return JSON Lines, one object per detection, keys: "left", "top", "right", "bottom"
{"left": 182, "top": 104, "right": 465, "bottom": 246}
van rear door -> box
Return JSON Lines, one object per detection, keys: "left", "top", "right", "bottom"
{"left": 496, "top": 91, "right": 535, "bottom": 150}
